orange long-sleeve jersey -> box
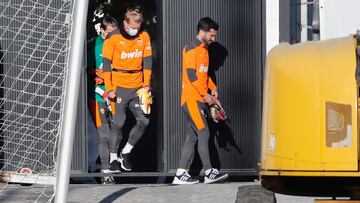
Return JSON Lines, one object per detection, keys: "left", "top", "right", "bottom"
{"left": 102, "top": 28, "right": 152, "bottom": 92}
{"left": 181, "top": 38, "right": 217, "bottom": 106}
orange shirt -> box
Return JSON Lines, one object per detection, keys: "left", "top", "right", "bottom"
{"left": 181, "top": 38, "right": 217, "bottom": 106}
{"left": 102, "top": 29, "right": 152, "bottom": 91}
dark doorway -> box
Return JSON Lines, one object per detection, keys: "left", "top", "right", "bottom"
{"left": 85, "top": 0, "right": 159, "bottom": 172}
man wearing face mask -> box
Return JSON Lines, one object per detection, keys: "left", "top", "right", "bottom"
{"left": 172, "top": 17, "right": 228, "bottom": 184}
{"left": 102, "top": 8, "right": 152, "bottom": 172}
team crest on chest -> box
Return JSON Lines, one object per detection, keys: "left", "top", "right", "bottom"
{"left": 100, "top": 108, "right": 105, "bottom": 114}
{"left": 137, "top": 38, "right": 143, "bottom": 45}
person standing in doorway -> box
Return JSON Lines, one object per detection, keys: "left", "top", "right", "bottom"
{"left": 87, "top": 16, "right": 118, "bottom": 183}
{"left": 102, "top": 8, "right": 153, "bottom": 172}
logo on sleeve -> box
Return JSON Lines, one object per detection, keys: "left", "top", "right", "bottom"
{"left": 199, "top": 64, "right": 208, "bottom": 73}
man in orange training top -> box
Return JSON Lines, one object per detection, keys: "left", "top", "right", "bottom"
{"left": 172, "top": 17, "right": 228, "bottom": 184}
{"left": 102, "top": 8, "right": 152, "bottom": 172}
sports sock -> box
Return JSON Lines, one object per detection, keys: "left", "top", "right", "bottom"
{"left": 205, "top": 168, "right": 212, "bottom": 176}
{"left": 122, "top": 143, "right": 134, "bottom": 154}
{"left": 176, "top": 168, "right": 187, "bottom": 176}
{"left": 110, "top": 153, "right": 117, "bottom": 163}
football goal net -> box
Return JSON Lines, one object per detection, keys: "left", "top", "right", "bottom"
{"left": 0, "top": 0, "right": 88, "bottom": 202}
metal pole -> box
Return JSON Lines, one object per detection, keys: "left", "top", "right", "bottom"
{"left": 55, "top": 0, "right": 89, "bottom": 202}
{"left": 300, "top": 0, "right": 308, "bottom": 42}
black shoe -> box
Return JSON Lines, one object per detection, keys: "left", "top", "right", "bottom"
{"left": 204, "top": 168, "right": 228, "bottom": 184}
{"left": 101, "top": 176, "right": 115, "bottom": 184}
{"left": 118, "top": 152, "right": 132, "bottom": 171}
{"left": 172, "top": 171, "right": 199, "bottom": 185}
{"left": 109, "top": 160, "right": 121, "bottom": 173}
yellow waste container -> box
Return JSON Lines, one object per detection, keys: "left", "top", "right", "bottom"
{"left": 260, "top": 33, "right": 360, "bottom": 199}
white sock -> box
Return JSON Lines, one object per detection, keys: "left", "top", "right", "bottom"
{"left": 122, "top": 143, "right": 134, "bottom": 154}
{"left": 110, "top": 153, "right": 117, "bottom": 163}
{"left": 205, "top": 168, "right": 212, "bottom": 176}
{"left": 176, "top": 168, "right": 187, "bottom": 176}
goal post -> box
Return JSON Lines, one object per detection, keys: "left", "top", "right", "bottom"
{"left": 55, "top": 0, "right": 89, "bottom": 202}
{"left": 0, "top": 0, "right": 89, "bottom": 202}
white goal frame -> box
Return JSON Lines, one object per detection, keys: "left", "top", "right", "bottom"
{"left": 54, "top": 0, "right": 89, "bottom": 202}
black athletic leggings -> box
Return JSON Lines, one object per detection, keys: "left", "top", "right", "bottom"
{"left": 178, "top": 101, "right": 212, "bottom": 170}
{"left": 96, "top": 101, "right": 111, "bottom": 170}
{"left": 109, "top": 87, "right": 149, "bottom": 153}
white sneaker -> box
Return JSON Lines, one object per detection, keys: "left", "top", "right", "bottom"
{"left": 204, "top": 168, "right": 228, "bottom": 184}
{"left": 101, "top": 176, "right": 115, "bottom": 184}
{"left": 172, "top": 171, "right": 199, "bottom": 185}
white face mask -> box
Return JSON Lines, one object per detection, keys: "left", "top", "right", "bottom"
{"left": 127, "top": 27, "right": 138, "bottom": 36}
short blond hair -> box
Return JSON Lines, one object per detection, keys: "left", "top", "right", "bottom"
{"left": 124, "top": 8, "right": 143, "bottom": 23}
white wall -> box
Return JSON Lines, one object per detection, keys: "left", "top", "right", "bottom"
{"left": 319, "top": 0, "right": 360, "bottom": 40}
{"left": 266, "top": 0, "right": 280, "bottom": 53}
{"left": 300, "top": 1, "right": 308, "bottom": 42}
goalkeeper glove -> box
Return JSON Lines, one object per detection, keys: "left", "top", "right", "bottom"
{"left": 210, "top": 99, "right": 227, "bottom": 123}
{"left": 137, "top": 87, "right": 153, "bottom": 115}
{"left": 95, "top": 86, "right": 112, "bottom": 111}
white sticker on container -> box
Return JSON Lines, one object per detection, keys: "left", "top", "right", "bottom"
{"left": 269, "top": 133, "right": 276, "bottom": 152}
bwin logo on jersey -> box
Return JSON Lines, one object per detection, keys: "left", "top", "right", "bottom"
{"left": 199, "top": 64, "right": 208, "bottom": 72}
{"left": 121, "top": 50, "right": 143, "bottom": 59}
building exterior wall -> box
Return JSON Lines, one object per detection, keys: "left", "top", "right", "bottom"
{"left": 160, "top": 0, "right": 264, "bottom": 174}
